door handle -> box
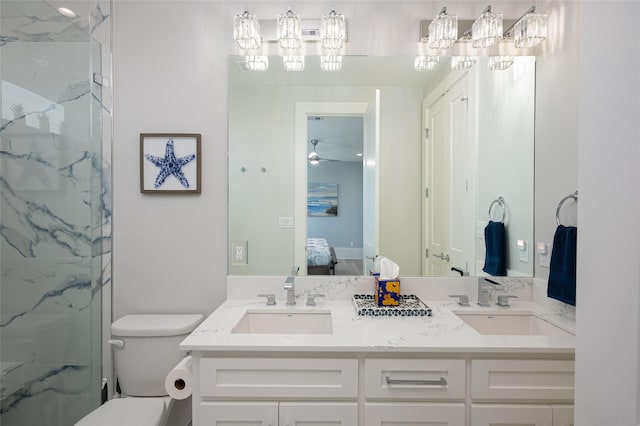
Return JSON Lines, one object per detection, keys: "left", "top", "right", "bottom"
{"left": 433, "top": 252, "right": 450, "bottom": 262}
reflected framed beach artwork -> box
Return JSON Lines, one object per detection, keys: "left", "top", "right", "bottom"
{"left": 308, "top": 183, "right": 338, "bottom": 217}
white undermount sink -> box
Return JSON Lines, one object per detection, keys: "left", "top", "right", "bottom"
{"left": 454, "top": 311, "right": 574, "bottom": 337}
{"left": 232, "top": 309, "right": 333, "bottom": 335}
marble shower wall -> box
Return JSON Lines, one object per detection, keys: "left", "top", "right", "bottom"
{"left": 0, "top": 1, "right": 112, "bottom": 425}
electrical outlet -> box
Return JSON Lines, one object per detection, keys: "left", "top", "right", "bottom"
{"left": 537, "top": 242, "right": 551, "bottom": 268}
{"left": 477, "top": 221, "right": 485, "bottom": 238}
{"left": 231, "top": 240, "right": 248, "bottom": 265}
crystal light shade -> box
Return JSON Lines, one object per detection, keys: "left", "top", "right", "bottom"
{"left": 245, "top": 55, "right": 269, "bottom": 71}
{"left": 320, "top": 55, "right": 342, "bottom": 72}
{"left": 451, "top": 56, "right": 476, "bottom": 70}
{"left": 488, "top": 56, "right": 514, "bottom": 71}
{"left": 321, "top": 10, "right": 346, "bottom": 49}
{"left": 283, "top": 54, "right": 305, "bottom": 72}
{"left": 428, "top": 8, "right": 458, "bottom": 49}
{"left": 472, "top": 8, "right": 503, "bottom": 48}
{"left": 233, "top": 10, "right": 261, "bottom": 50}
{"left": 514, "top": 12, "right": 548, "bottom": 48}
{"left": 277, "top": 9, "right": 302, "bottom": 49}
{"left": 414, "top": 55, "right": 440, "bottom": 71}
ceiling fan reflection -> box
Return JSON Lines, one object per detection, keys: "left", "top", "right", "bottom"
{"left": 308, "top": 139, "right": 341, "bottom": 164}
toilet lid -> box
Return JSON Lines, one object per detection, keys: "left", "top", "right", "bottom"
{"left": 74, "top": 397, "right": 171, "bottom": 426}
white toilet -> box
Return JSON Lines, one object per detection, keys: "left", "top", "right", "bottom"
{"left": 75, "top": 314, "right": 204, "bottom": 426}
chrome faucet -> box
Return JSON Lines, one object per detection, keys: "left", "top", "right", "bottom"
{"left": 284, "top": 276, "right": 296, "bottom": 305}
{"left": 477, "top": 278, "right": 503, "bottom": 306}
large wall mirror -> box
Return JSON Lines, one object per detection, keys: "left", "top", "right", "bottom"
{"left": 229, "top": 55, "right": 534, "bottom": 277}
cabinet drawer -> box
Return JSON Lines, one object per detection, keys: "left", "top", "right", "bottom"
{"left": 200, "top": 357, "right": 358, "bottom": 398}
{"left": 471, "top": 360, "right": 574, "bottom": 402}
{"left": 365, "top": 402, "right": 466, "bottom": 426}
{"left": 364, "top": 359, "right": 465, "bottom": 400}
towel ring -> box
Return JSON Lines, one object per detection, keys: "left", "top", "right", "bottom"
{"left": 556, "top": 191, "right": 578, "bottom": 225}
{"left": 488, "top": 197, "right": 506, "bottom": 223}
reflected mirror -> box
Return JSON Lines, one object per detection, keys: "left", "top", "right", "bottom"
{"left": 228, "top": 55, "right": 534, "bottom": 277}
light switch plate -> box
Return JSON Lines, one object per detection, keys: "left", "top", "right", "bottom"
{"left": 476, "top": 221, "right": 485, "bottom": 238}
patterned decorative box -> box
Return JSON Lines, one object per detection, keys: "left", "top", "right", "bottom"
{"left": 374, "top": 276, "right": 400, "bottom": 306}
{"left": 352, "top": 294, "right": 432, "bottom": 317}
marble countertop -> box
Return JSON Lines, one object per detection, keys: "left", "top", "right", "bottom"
{"left": 180, "top": 297, "right": 576, "bottom": 354}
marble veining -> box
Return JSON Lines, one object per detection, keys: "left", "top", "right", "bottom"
{"left": 1, "top": 1, "right": 113, "bottom": 425}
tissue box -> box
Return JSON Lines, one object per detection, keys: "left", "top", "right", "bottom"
{"left": 374, "top": 276, "right": 401, "bottom": 307}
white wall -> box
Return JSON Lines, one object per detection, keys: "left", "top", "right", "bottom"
{"left": 575, "top": 2, "right": 640, "bottom": 424}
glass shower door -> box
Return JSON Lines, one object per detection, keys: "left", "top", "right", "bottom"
{"left": 0, "top": 1, "right": 104, "bottom": 425}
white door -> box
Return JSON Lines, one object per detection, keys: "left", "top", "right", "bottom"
{"left": 424, "top": 75, "right": 473, "bottom": 276}
{"left": 425, "top": 91, "right": 450, "bottom": 276}
{"left": 471, "top": 404, "right": 553, "bottom": 426}
{"left": 279, "top": 402, "right": 358, "bottom": 426}
{"left": 362, "top": 89, "right": 380, "bottom": 274}
{"left": 200, "top": 401, "right": 278, "bottom": 426}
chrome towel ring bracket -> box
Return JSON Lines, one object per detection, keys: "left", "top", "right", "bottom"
{"left": 556, "top": 190, "right": 578, "bottom": 226}
{"left": 488, "top": 196, "right": 506, "bottom": 223}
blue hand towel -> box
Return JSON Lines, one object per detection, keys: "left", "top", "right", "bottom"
{"left": 482, "top": 221, "right": 507, "bottom": 276}
{"left": 547, "top": 225, "right": 577, "bottom": 306}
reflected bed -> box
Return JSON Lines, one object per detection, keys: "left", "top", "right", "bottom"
{"left": 307, "top": 238, "right": 338, "bottom": 275}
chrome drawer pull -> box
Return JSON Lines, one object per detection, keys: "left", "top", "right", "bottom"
{"left": 385, "top": 376, "right": 447, "bottom": 386}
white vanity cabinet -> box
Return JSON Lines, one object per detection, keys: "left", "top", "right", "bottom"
{"left": 195, "top": 357, "right": 359, "bottom": 426}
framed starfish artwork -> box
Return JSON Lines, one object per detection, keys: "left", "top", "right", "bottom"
{"left": 140, "top": 133, "right": 201, "bottom": 194}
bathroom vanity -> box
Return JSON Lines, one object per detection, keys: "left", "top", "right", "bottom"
{"left": 180, "top": 277, "right": 575, "bottom": 426}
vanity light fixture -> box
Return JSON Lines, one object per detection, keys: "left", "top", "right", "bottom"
{"left": 233, "top": 10, "right": 262, "bottom": 50}
{"left": 472, "top": 5, "right": 503, "bottom": 48}
{"left": 414, "top": 55, "right": 440, "bottom": 71}
{"left": 321, "top": 10, "right": 346, "bottom": 50}
{"left": 451, "top": 55, "right": 477, "bottom": 70}
{"left": 277, "top": 9, "right": 302, "bottom": 49}
{"left": 428, "top": 7, "right": 458, "bottom": 49}
{"left": 320, "top": 55, "right": 342, "bottom": 72}
{"left": 283, "top": 53, "right": 305, "bottom": 71}
{"left": 512, "top": 7, "right": 547, "bottom": 48}
{"left": 488, "top": 55, "right": 514, "bottom": 70}
{"left": 245, "top": 55, "right": 269, "bottom": 71}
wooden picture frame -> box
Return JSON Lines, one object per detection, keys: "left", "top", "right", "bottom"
{"left": 140, "top": 133, "right": 201, "bottom": 194}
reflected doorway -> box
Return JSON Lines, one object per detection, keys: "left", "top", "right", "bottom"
{"left": 294, "top": 101, "right": 378, "bottom": 276}
{"left": 307, "top": 116, "right": 364, "bottom": 275}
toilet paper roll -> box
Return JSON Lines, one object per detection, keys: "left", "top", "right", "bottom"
{"left": 164, "top": 356, "right": 193, "bottom": 400}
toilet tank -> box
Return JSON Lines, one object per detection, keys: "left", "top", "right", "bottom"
{"left": 110, "top": 314, "right": 203, "bottom": 397}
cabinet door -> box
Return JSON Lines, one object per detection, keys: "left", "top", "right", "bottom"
{"left": 279, "top": 402, "right": 357, "bottom": 426}
{"left": 200, "top": 402, "right": 278, "bottom": 426}
{"left": 471, "top": 404, "right": 552, "bottom": 426}
{"left": 552, "top": 405, "right": 574, "bottom": 426}
{"left": 365, "top": 402, "right": 466, "bottom": 426}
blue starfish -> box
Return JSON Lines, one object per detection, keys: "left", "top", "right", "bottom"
{"left": 145, "top": 138, "right": 196, "bottom": 188}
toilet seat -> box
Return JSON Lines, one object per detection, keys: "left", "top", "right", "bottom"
{"left": 75, "top": 396, "right": 172, "bottom": 426}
